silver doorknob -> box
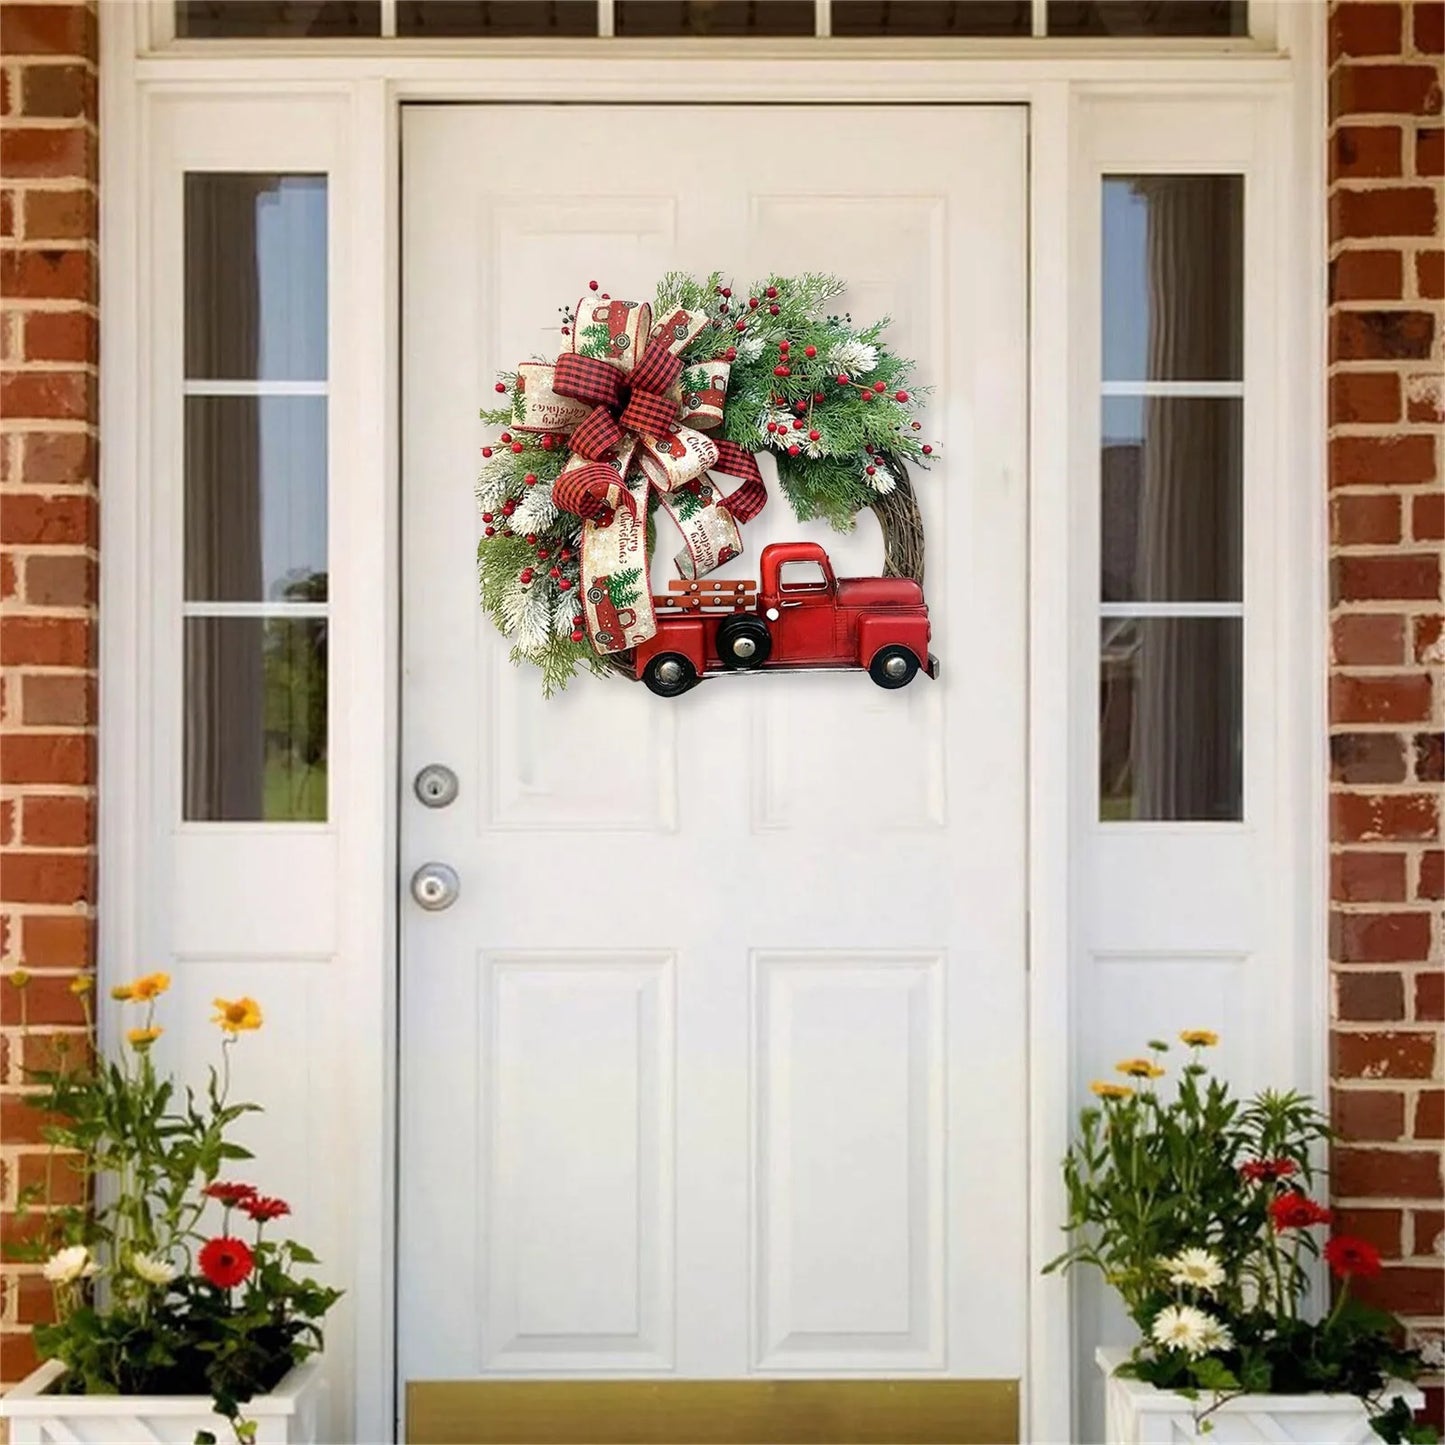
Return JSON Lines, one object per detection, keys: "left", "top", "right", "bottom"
{"left": 414, "top": 764, "right": 459, "bottom": 808}
{"left": 410, "top": 862, "right": 460, "bottom": 911}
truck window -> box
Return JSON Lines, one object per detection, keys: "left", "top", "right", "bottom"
{"left": 778, "top": 560, "right": 829, "bottom": 594}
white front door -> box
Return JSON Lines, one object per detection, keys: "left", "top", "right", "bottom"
{"left": 400, "top": 103, "right": 1028, "bottom": 1392}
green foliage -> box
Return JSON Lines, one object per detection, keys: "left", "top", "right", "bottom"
{"left": 607, "top": 567, "right": 642, "bottom": 609}
{"left": 1051, "top": 1035, "right": 1436, "bottom": 1442}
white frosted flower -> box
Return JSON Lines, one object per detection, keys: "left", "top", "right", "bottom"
{"left": 501, "top": 576, "right": 553, "bottom": 654}
{"left": 1150, "top": 1304, "right": 1213, "bottom": 1358}
{"left": 1161, "top": 1248, "right": 1226, "bottom": 1293}
{"left": 1197, "top": 1315, "right": 1234, "bottom": 1354}
{"left": 43, "top": 1245, "right": 98, "bottom": 1285}
{"left": 734, "top": 335, "right": 766, "bottom": 365}
{"left": 867, "top": 466, "right": 897, "bottom": 495}
{"left": 827, "top": 338, "right": 879, "bottom": 378}
{"left": 511, "top": 483, "right": 558, "bottom": 534}
{"left": 130, "top": 1252, "right": 178, "bottom": 1287}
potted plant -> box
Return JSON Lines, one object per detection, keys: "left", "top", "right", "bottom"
{"left": 1047, "top": 1032, "right": 1434, "bottom": 1444}
{"left": 0, "top": 970, "right": 341, "bottom": 1445}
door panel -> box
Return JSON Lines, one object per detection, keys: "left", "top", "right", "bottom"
{"left": 400, "top": 104, "right": 1028, "bottom": 1390}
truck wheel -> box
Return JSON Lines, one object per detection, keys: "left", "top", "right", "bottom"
{"left": 716, "top": 614, "right": 772, "bottom": 671}
{"left": 868, "top": 645, "right": 920, "bottom": 689}
{"left": 586, "top": 584, "right": 606, "bottom": 605}
{"left": 642, "top": 652, "right": 699, "bottom": 698}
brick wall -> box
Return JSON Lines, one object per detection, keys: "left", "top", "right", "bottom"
{"left": 0, "top": 0, "right": 100, "bottom": 1390}
{"left": 1327, "top": 0, "right": 1444, "bottom": 1418}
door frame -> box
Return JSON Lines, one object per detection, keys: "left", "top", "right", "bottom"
{"left": 94, "top": 8, "right": 1327, "bottom": 1442}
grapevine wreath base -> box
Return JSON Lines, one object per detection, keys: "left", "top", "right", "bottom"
{"left": 476, "top": 272, "right": 936, "bottom": 693}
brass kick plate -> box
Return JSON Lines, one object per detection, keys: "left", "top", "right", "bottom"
{"left": 407, "top": 1378, "right": 1020, "bottom": 1445}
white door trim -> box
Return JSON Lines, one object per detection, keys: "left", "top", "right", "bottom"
{"left": 94, "top": 7, "right": 1326, "bottom": 1441}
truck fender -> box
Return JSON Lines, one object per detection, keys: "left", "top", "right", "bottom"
{"left": 633, "top": 619, "right": 707, "bottom": 680}
{"left": 857, "top": 615, "right": 930, "bottom": 671}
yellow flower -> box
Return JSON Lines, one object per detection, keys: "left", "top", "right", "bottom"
{"left": 7, "top": 969, "right": 30, "bottom": 990}
{"left": 111, "top": 983, "right": 134, "bottom": 1001}
{"left": 1179, "top": 1029, "right": 1219, "bottom": 1048}
{"left": 69, "top": 976, "right": 95, "bottom": 995}
{"left": 1091, "top": 1080, "right": 1135, "bottom": 1100}
{"left": 129, "top": 972, "right": 171, "bottom": 1001}
{"left": 1116, "top": 1057, "right": 1166, "bottom": 1080}
{"left": 127, "top": 1026, "right": 163, "bottom": 1049}
{"left": 212, "top": 996, "right": 262, "bottom": 1033}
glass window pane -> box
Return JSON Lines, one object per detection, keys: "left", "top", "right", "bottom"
{"left": 184, "top": 618, "right": 328, "bottom": 822}
{"left": 616, "top": 0, "right": 815, "bottom": 33}
{"left": 185, "top": 175, "right": 328, "bottom": 381}
{"left": 397, "top": 0, "right": 598, "bottom": 32}
{"left": 1049, "top": 0, "right": 1245, "bottom": 36}
{"left": 831, "top": 1, "right": 1031, "bottom": 35}
{"left": 176, "top": 0, "right": 381, "bottom": 37}
{"left": 1099, "top": 617, "right": 1242, "bottom": 821}
{"left": 1101, "top": 396, "right": 1241, "bottom": 603}
{"left": 185, "top": 396, "right": 328, "bottom": 603}
{"left": 1102, "top": 175, "right": 1243, "bottom": 382}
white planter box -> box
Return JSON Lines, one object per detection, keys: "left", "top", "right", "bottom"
{"left": 0, "top": 1356, "right": 322, "bottom": 1445}
{"left": 1100, "top": 1347, "right": 1425, "bottom": 1445}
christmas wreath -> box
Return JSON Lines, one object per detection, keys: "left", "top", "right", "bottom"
{"left": 477, "top": 272, "right": 935, "bottom": 693}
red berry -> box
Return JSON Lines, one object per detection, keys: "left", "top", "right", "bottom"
{"left": 787, "top": 444, "right": 801, "bottom": 456}
{"left": 525, "top": 473, "right": 537, "bottom": 486}
{"left": 794, "top": 401, "right": 807, "bottom": 413}
{"left": 511, "top": 442, "right": 524, "bottom": 453}
{"left": 808, "top": 429, "right": 820, "bottom": 441}
{"left": 813, "top": 391, "right": 825, "bottom": 402}
{"left": 561, "top": 327, "right": 570, "bottom": 336}
{"left": 769, "top": 304, "right": 779, "bottom": 315}
{"left": 484, "top": 526, "right": 495, "bottom": 536}
{"left": 836, "top": 374, "right": 851, "bottom": 385}
{"left": 558, "top": 579, "right": 572, "bottom": 591}
{"left": 519, "top": 568, "right": 534, "bottom": 583}
{"left": 561, "top": 548, "right": 573, "bottom": 561}
{"left": 721, "top": 287, "right": 732, "bottom": 298}
{"left": 765, "top": 286, "right": 778, "bottom": 299}
{"left": 541, "top": 435, "right": 556, "bottom": 450}
{"left": 589, "top": 280, "right": 599, "bottom": 290}
{"left": 500, "top": 432, "right": 512, "bottom": 442}
{"left": 766, "top": 422, "right": 778, "bottom": 433}
{"left": 573, "top": 613, "right": 584, "bottom": 625}
{"left": 725, "top": 347, "right": 737, "bottom": 361}
{"left": 482, "top": 512, "right": 494, "bottom": 522}
{"left": 895, "top": 390, "right": 909, "bottom": 402}
{"left": 806, "top": 346, "right": 818, "bottom": 359}
{"left": 495, "top": 381, "right": 507, "bottom": 393}
{"left": 865, "top": 465, "right": 876, "bottom": 476}
{"left": 861, "top": 392, "right": 872, "bottom": 402}
{"left": 526, "top": 533, "right": 537, "bottom": 545}
{"left": 778, "top": 339, "right": 790, "bottom": 352}
{"left": 748, "top": 297, "right": 759, "bottom": 309}
{"left": 873, "top": 381, "right": 886, "bottom": 393}
{"left": 571, "top": 629, "right": 585, "bottom": 642}
{"left": 601, "top": 293, "right": 610, "bottom": 300}
{"left": 719, "top": 302, "right": 729, "bottom": 313}
{"left": 501, "top": 501, "right": 516, "bottom": 515}
{"left": 773, "top": 365, "right": 790, "bottom": 377}
{"left": 793, "top": 419, "right": 805, "bottom": 430}
{"left": 549, "top": 567, "right": 561, "bottom": 579}
{"left": 538, "top": 548, "right": 550, "bottom": 560}
{"left": 922, "top": 444, "right": 933, "bottom": 454}
{"left": 481, "top": 447, "right": 493, "bottom": 458}
{"left": 735, "top": 320, "right": 747, "bottom": 332}
{"left": 911, "top": 421, "right": 921, "bottom": 430}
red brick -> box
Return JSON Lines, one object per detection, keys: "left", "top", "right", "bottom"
{"left": 25, "top": 186, "right": 96, "bottom": 243}
{"left": 1332, "top": 789, "right": 1439, "bottom": 842}
{"left": 14, "top": 1149, "right": 87, "bottom": 1210}
{"left": 1333, "top": 849, "right": 1409, "bottom": 901}
{"left": 1330, "top": 432, "right": 1439, "bottom": 485}
{"left": 22, "top": 914, "right": 92, "bottom": 970}
{"left": 0, "top": 551, "right": 16, "bottom": 602}
{"left": 1413, "top": 491, "right": 1444, "bottom": 540}
{"left": 0, "top": 853, "right": 93, "bottom": 906}
{"left": 1336, "top": 969, "right": 1407, "bottom": 1019}
{"left": 1330, "top": 674, "right": 1433, "bottom": 724}
{"left": 1419, "top": 248, "right": 1444, "bottom": 297}
{"left": 0, "top": 734, "right": 92, "bottom": 786}
{"left": 1419, "top": 848, "right": 1444, "bottom": 900}
{"left": 1417, "top": 1090, "right": 1443, "bottom": 1138}
{"left": 1333, "top": 611, "right": 1407, "bottom": 664}
{"left": 0, "top": 370, "right": 95, "bottom": 424}
{"left": 1357, "top": 1264, "right": 1444, "bottom": 1316}
{"left": 1331, "top": 1031, "right": 1438, "bottom": 1080}
{"left": 1417, "top": 730, "right": 1444, "bottom": 781}
{"left": 11, "top": 1271, "right": 58, "bottom": 1327}
{"left": 1331, "top": 124, "right": 1405, "bottom": 179}
{"left": 1330, "top": 368, "right": 1402, "bottom": 420}
{"left": 0, "top": 5, "right": 97, "bottom": 59}
{"left": 0, "top": 187, "right": 14, "bottom": 239}
{"left": 1413, "top": 614, "right": 1443, "bottom": 663}
{"left": 1330, "top": 3, "right": 1404, "bottom": 59}
{"left": 1406, "top": 371, "right": 1445, "bottom": 422}
{"left": 1332, "top": 909, "right": 1434, "bottom": 962}
{"left": 23, "top": 310, "right": 97, "bottom": 366}
{"left": 0, "top": 493, "right": 95, "bottom": 546}
{"left": 0, "top": 1096, "right": 65, "bottom": 1147}
{"left": 15, "top": 430, "right": 95, "bottom": 488}
{"left": 1332, "top": 552, "right": 1441, "bottom": 601}
{"left": 0, "top": 971, "right": 87, "bottom": 1026}
{"left": 1330, "top": 729, "right": 1408, "bottom": 780}
{"left": 1332, "top": 490, "right": 1403, "bottom": 544}
{"left": 1333, "top": 1143, "right": 1444, "bottom": 1195}
{"left": 1418, "top": 125, "right": 1444, "bottom": 175}
{"left": 0, "top": 616, "right": 92, "bottom": 668}
{"left": 23, "top": 554, "right": 94, "bottom": 608}
{"left": 20, "top": 795, "right": 92, "bottom": 849}
{"left": 1417, "top": 0, "right": 1444, "bottom": 53}
{"left": 21, "top": 673, "right": 94, "bottom": 727}
{"left": 0, "top": 1331, "right": 40, "bottom": 1385}
{"left": 1332, "top": 308, "right": 1435, "bottom": 359}
{"left": 0, "top": 125, "right": 92, "bottom": 182}
{"left": 1331, "top": 185, "right": 1438, "bottom": 239}
{"left": 1331, "top": 1203, "right": 1404, "bottom": 1253}
{"left": 18, "top": 1029, "right": 93, "bottom": 1076}
{"left": 1332, "top": 63, "right": 1444, "bottom": 118}
{"left": 0, "top": 800, "right": 13, "bottom": 848}
{"left": 19, "top": 63, "right": 93, "bottom": 120}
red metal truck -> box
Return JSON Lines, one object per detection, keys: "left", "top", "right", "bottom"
{"left": 633, "top": 541, "right": 938, "bottom": 696}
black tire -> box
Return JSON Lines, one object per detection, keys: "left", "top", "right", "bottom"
{"left": 716, "top": 614, "right": 772, "bottom": 671}
{"left": 868, "top": 645, "right": 920, "bottom": 689}
{"left": 642, "top": 652, "right": 700, "bottom": 698}
{"left": 586, "top": 584, "right": 606, "bottom": 605}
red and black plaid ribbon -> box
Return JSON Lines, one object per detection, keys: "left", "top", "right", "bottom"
{"left": 713, "top": 440, "right": 767, "bottom": 523}
{"left": 554, "top": 463, "right": 638, "bottom": 522}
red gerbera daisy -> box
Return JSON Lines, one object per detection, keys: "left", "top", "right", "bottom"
{"left": 1269, "top": 1191, "right": 1331, "bottom": 1232}
{"left": 198, "top": 1235, "right": 254, "bottom": 1289}
{"left": 1324, "top": 1234, "right": 1382, "bottom": 1279}
{"left": 202, "top": 1182, "right": 257, "bottom": 1207}
{"left": 242, "top": 1194, "right": 291, "bottom": 1224}
{"left": 1240, "top": 1157, "right": 1298, "bottom": 1183}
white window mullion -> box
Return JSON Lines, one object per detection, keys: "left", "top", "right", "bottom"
{"left": 598, "top": 0, "right": 615, "bottom": 37}
{"left": 379, "top": 0, "right": 398, "bottom": 39}
{"left": 183, "top": 379, "right": 328, "bottom": 397}
{"left": 182, "top": 601, "right": 329, "bottom": 619}
{"left": 1101, "top": 380, "right": 1244, "bottom": 398}
{"left": 1100, "top": 601, "right": 1245, "bottom": 620}
{"left": 815, "top": 0, "right": 830, "bottom": 38}
{"left": 1031, "top": 0, "right": 1048, "bottom": 38}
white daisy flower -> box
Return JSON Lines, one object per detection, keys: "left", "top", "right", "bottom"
{"left": 43, "top": 1245, "right": 98, "bottom": 1285}
{"left": 1150, "top": 1303, "right": 1213, "bottom": 1358}
{"left": 827, "top": 338, "right": 879, "bottom": 378}
{"left": 1197, "top": 1315, "right": 1234, "bottom": 1353}
{"left": 130, "top": 1252, "right": 178, "bottom": 1287}
{"left": 1161, "top": 1248, "right": 1226, "bottom": 1293}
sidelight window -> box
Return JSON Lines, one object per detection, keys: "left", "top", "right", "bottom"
{"left": 181, "top": 174, "right": 330, "bottom": 823}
